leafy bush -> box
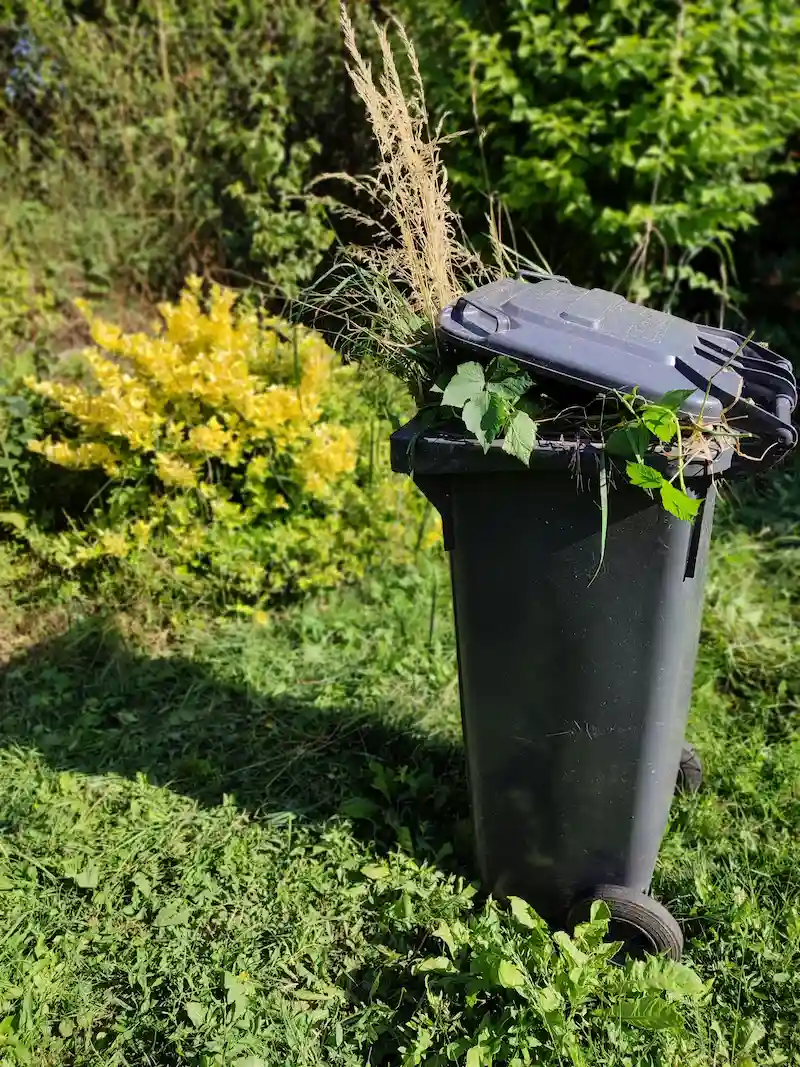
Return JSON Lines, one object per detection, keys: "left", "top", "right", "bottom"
{"left": 0, "top": 0, "right": 358, "bottom": 298}
{"left": 20, "top": 279, "right": 432, "bottom": 606}
{"left": 398, "top": 0, "right": 800, "bottom": 311}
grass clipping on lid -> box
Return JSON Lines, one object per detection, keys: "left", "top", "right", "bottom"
{"left": 306, "top": 7, "right": 744, "bottom": 526}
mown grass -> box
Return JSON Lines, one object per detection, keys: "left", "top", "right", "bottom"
{"left": 0, "top": 464, "right": 798, "bottom": 1066}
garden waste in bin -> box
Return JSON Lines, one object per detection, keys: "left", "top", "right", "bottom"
{"left": 391, "top": 275, "right": 797, "bottom": 959}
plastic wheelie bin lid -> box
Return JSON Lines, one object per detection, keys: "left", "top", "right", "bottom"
{"left": 438, "top": 274, "right": 798, "bottom": 453}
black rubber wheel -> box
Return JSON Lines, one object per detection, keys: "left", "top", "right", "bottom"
{"left": 567, "top": 885, "right": 684, "bottom": 961}
{"left": 676, "top": 742, "right": 703, "bottom": 794}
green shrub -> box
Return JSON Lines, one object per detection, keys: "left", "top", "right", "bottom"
{"left": 397, "top": 0, "right": 800, "bottom": 311}
{"left": 15, "top": 279, "right": 433, "bottom": 608}
{"left": 0, "top": 0, "right": 367, "bottom": 299}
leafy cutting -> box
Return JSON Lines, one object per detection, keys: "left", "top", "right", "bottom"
{"left": 437, "top": 361, "right": 727, "bottom": 524}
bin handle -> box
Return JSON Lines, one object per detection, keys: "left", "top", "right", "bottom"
{"left": 452, "top": 295, "right": 511, "bottom": 334}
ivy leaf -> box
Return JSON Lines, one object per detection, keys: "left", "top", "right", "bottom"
{"left": 613, "top": 994, "right": 683, "bottom": 1030}
{"left": 641, "top": 405, "right": 679, "bottom": 443}
{"left": 660, "top": 482, "right": 701, "bottom": 521}
{"left": 502, "top": 409, "right": 537, "bottom": 465}
{"left": 497, "top": 960, "right": 527, "bottom": 989}
{"left": 658, "top": 388, "right": 695, "bottom": 413}
{"left": 463, "top": 391, "right": 506, "bottom": 452}
{"left": 605, "top": 423, "right": 652, "bottom": 459}
{"left": 626, "top": 461, "right": 664, "bottom": 490}
{"left": 441, "top": 362, "right": 486, "bottom": 409}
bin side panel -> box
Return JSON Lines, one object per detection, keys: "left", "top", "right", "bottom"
{"left": 447, "top": 470, "right": 714, "bottom": 924}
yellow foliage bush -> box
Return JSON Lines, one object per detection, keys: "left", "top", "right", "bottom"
{"left": 25, "top": 278, "right": 435, "bottom": 603}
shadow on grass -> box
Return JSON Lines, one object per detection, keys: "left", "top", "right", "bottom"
{"left": 0, "top": 615, "right": 472, "bottom": 872}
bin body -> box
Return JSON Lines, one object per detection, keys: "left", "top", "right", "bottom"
{"left": 395, "top": 426, "right": 718, "bottom": 925}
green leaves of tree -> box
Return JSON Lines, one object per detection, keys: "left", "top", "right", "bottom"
{"left": 440, "top": 358, "right": 538, "bottom": 464}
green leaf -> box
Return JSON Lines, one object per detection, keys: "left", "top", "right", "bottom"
{"left": 631, "top": 957, "right": 705, "bottom": 999}
{"left": 0, "top": 511, "right": 26, "bottom": 532}
{"left": 613, "top": 994, "right": 683, "bottom": 1031}
{"left": 502, "top": 409, "right": 537, "bottom": 465}
{"left": 605, "top": 423, "right": 652, "bottom": 458}
{"left": 589, "top": 899, "right": 611, "bottom": 924}
{"left": 487, "top": 355, "right": 522, "bottom": 381}
{"left": 658, "top": 389, "right": 695, "bottom": 413}
{"left": 339, "top": 797, "right": 380, "bottom": 820}
{"left": 508, "top": 895, "right": 541, "bottom": 930}
{"left": 441, "top": 362, "right": 486, "bottom": 409}
{"left": 0, "top": 875, "right": 15, "bottom": 891}
{"left": 72, "top": 863, "right": 100, "bottom": 889}
{"left": 497, "top": 959, "right": 527, "bottom": 989}
{"left": 153, "top": 900, "right": 191, "bottom": 927}
{"left": 641, "top": 405, "right": 678, "bottom": 443}
{"left": 553, "top": 931, "right": 589, "bottom": 969}
{"left": 626, "top": 461, "right": 664, "bottom": 490}
{"left": 416, "top": 956, "right": 455, "bottom": 974}
{"left": 360, "top": 863, "right": 390, "bottom": 880}
{"left": 466, "top": 1047, "right": 484, "bottom": 1067}
{"left": 463, "top": 391, "right": 507, "bottom": 452}
{"left": 487, "top": 371, "right": 533, "bottom": 402}
{"left": 184, "top": 1001, "right": 206, "bottom": 1027}
{"left": 433, "top": 920, "right": 456, "bottom": 955}
{"left": 660, "top": 482, "right": 701, "bottom": 521}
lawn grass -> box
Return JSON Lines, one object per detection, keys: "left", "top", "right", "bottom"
{"left": 0, "top": 465, "right": 798, "bottom": 1066}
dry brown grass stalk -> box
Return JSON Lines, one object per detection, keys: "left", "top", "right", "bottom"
{"left": 337, "top": 5, "right": 480, "bottom": 326}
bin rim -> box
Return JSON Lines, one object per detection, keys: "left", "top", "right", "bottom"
{"left": 390, "top": 415, "right": 734, "bottom": 479}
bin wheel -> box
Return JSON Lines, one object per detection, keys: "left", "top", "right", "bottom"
{"left": 676, "top": 742, "right": 703, "bottom": 794}
{"left": 567, "top": 885, "right": 684, "bottom": 961}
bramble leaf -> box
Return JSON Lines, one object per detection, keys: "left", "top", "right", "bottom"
{"left": 502, "top": 409, "right": 537, "bottom": 465}
{"left": 641, "top": 404, "right": 679, "bottom": 442}
{"left": 605, "top": 423, "right": 652, "bottom": 458}
{"left": 441, "top": 362, "right": 485, "bottom": 409}
{"left": 660, "top": 482, "right": 701, "bottom": 521}
{"left": 658, "top": 388, "right": 695, "bottom": 413}
{"left": 626, "top": 461, "right": 664, "bottom": 490}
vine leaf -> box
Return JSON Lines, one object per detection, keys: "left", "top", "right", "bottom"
{"left": 626, "top": 461, "right": 664, "bottom": 490}
{"left": 660, "top": 482, "right": 701, "bottom": 521}
{"left": 502, "top": 409, "right": 537, "bottom": 465}
{"left": 441, "top": 362, "right": 485, "bottom": 409}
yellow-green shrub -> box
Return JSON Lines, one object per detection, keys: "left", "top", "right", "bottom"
{"left": 25, "top": 279, "right": 435, "bottom": 604}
